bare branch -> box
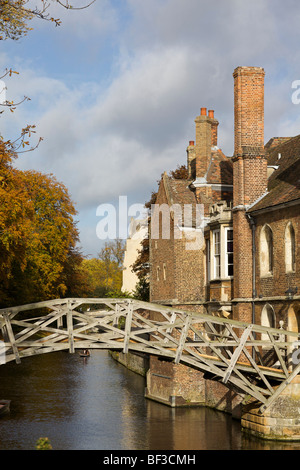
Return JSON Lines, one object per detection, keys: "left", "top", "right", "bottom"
{"left": 1, "top": 125, "right": 43, "bottom": 154}
{"left": 56, "top": 0, "right": 96, "bottom": 10}
{"left": 0, "top": 68, "right": 19, "bottom": 80}
{"left": 0, "top": 0, "right": 97, "bottom": 38}
{"left": 0, "top": 96, "right": 30, "bottom": 114}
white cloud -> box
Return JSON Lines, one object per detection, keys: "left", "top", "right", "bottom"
{"left": 27, "top": 0, "right": 119, "bottom": 38}
{"left": 9, "top": 45, "right": 199, "bottom": 208}
{"left": 2, "top": 0, "right": 300, "bottom": 256}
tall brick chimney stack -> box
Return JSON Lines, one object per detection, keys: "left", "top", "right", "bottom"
{"left": 193, "top": 107, "right": 219, "bottom": 179}
{"left": 186, "top": 140, "right": 196, "bottom": 178}
{"left": 232, "top": 66, "right": 268, "bottom": 324}
{"left": 194, "top": 108, "right": 211, "bottom": 179}
{"left": 233, "top": 66, "right": 267, "bottom": 206}
{"left": 208, "top": 109, "right": 219, "bottom": 147}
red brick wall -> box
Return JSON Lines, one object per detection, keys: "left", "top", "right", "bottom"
{"left": 150, "top": 179, "right": 205, "bottom": 304}
{"left": 146, "top": 356, "right": 206, "bottom": 406}
{"left": 173, "top": 236, "right": 204, "bottom": 302}
{"left": 254, "top": 205, "right": 299, "bottom": 298}
{"left": 150, "top": 181, "right": 175, "bottom": 302}
{"left": 243, "top": 157, "right": 268, "bottom": 206}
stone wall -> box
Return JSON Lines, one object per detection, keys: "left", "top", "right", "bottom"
{"left": 241, "top": 377, "right": 300, "bottom": 441}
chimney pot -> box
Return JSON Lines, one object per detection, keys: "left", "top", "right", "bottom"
{"left": 208, "top": 109, "right": 214, "bottom": 118}
{"left": 189, "top": 140, "right": 195, "bottom": 146}
{"left": 200, "top": 107, "right": 207, "bottom": 116}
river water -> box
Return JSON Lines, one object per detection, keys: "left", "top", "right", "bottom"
{"left": 0, "top": 350, "right": 300, "bottom": 451}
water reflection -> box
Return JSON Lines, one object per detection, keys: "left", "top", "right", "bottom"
{"left": 0, "top": 351, "right": 300, "bottom": 450}
{"left": 143, "top": 404, "right": 242, "bottom": 450}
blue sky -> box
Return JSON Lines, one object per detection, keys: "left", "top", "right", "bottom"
{"left": 2, "top": 0, "right": 300, "bottom": 257}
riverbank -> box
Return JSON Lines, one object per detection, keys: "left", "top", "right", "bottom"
{"left": 109, "top": 351, "right": 149, "bottom": 377}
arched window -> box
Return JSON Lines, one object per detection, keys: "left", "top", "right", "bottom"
{"left": 287, "top": 304, "right": 300, "bottom": 370}
{"left": 261, "top": 304, "right": 275, "bottom": 346}
{"left": 260, "top": 224, "right": 273, "bottom": 276}
{"left": 163, "top": 263, "right": 167, "bottom": 281}
{"left": 288, "top": 304, "right": 300, "bottom": 333}
{"left": 285, "top": 222, "right": 296, "bottom": 272}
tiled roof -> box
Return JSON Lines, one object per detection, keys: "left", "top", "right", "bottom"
{"left": 264, "top": 137, "right": 292, "bottom": 150}
{"left": 163, "top": 175, "right": 196, "bottom": 206}
{"left": 206, "top": 149, "right": 233, "bottom": 185}
{"left": 161, "top": 174, "right": 200, "bottom": 227}
{"left": 248, "top": 134, "right": 300, "bottom": 212}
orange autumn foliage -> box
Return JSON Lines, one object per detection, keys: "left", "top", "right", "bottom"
{"left": 0, "top": 142, "right": 84, "bottom": 306}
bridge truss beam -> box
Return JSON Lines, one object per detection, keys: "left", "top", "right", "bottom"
{"left": 1, "top": 297, "right": 300, "bottom": 414}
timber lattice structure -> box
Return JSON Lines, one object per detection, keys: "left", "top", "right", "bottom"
{"left": 1, "top": 297, "right": 300, "bottom": 414}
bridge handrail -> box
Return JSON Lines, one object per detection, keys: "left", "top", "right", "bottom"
{"left": 1, "top": 297, "right": 300, "bottom": 414}
{"left": 0, "top": 297, "right": 298, "bottom": 339}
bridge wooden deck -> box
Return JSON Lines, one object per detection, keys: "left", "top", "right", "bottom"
{"left": 1, "top": 297, "right": 300, "bottom": 414}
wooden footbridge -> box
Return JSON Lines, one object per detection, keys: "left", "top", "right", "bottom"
{"left": 1, "top": 297, "right": 300, "bottom": 413}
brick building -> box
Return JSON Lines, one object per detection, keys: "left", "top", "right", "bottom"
{"left": 146, "top": 66, "right": 300, "bottom": 407}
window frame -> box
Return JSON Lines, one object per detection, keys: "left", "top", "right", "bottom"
{"left": 261, "top": 303, "right": 276, "bottom": 348}
{"left": 285, "top": 222, "right": 296, "bottom": 273}
{"left": 206, "top": 238, "right": 211, "bottom": 283}
{"left": 224, "top": 227, "right": 234, "bottom": 278}
{"left": 260, "top": 224, "right": 274, "bottom": 277}
{"left": 163, "top": 263, "right": 167, "bottom": 281}
{"left": 212, "top": 229, "right": 221, "bottom": 279}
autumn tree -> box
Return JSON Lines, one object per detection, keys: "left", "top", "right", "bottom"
{"left": 0, "top": 0, "right": 99, "bottom": 307}
{"left": 169, "top": 164, "right": 188, "bottom": 179}
{"left": 0, "top": 143, "right": 84, "bottom": 306}
{"left": 0, "top": 142, "right": 33, "bottom": 305}
{"left": 78, "top": 239, "right": 126, "bottom": 298}
{"left": 0, "top": 0, "right": 34, "bottom": 41}
{"left": 0, "top": 0, "right": 96, "bottom": 41}
{"left": 98, "top": 239, "right": 125, "bottom": 294}
{"left": 79, "top": 258, "right": 108, "bottom": 298}
{"left": 13, "top": 169, "right": 82, "bottom": 301}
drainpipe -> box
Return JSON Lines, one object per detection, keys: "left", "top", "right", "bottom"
{"left": 247, "top": 213, "right": 257, "bottom": 359}
{"left": 247, "top": 213, "right": 257, "bottom": 322}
